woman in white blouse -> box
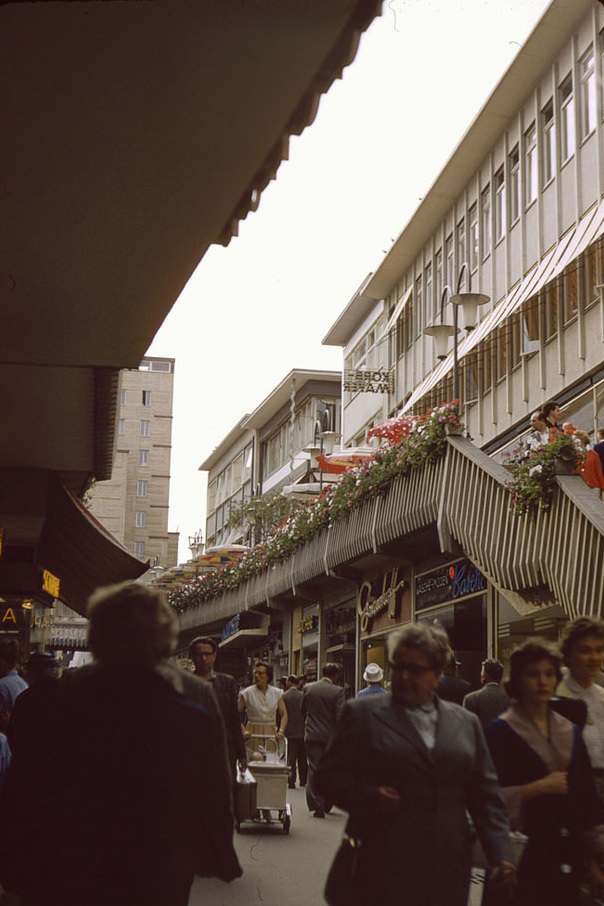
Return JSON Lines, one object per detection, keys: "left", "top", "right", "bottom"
{"left": 238, "top": 661, "right": 288, "bottom": 759}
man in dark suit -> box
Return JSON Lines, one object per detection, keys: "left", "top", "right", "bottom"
{"left": 282, "top": 674, "right": 307, "bottom": 789}
{"left": 189, "top": 636, "right": 247, "bottom": 777}
{"left": 463, "top": 658, "right": 509, "bottom": 730}
{"left": 301, "top": 662, "right": 345, "bottom": 817}
{"left": 436, "top": 651, "right": 471, "bottom": 704}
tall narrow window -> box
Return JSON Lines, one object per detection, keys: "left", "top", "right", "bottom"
{"left": 481, "top": 186, "right": 491, "bottom": 258}
{"left": 137, "top": 480, "right": 148, "bottom": 498}
{"left": 509, "top": 147, "right": 520, "bottom": 224}
{"left": 425, "top": 263, "right": 432, "bottom": 322}
{"left": 139, "top": 450, "right": 149, "bottom": 466}
{"left": 142, "top": 390, "right": 152, "bottom": 407}
{"left": 559, "top": 74, "right": 575, "bottom": 162}
{"left": 524, "top": 124, "right": 537, "bottom": 206}
{"left": 414, "top": 275, "right": 423, "bottom": 338}
{"left": 445, "top": 234, "right": 454, "bottom": 288}
{"left": 469, "top": 204, "right": 478, "bottom": 271}
{"left": 579, "top": 48, "right": 596, "bottom": 140}
{"left": 494, "top": 168, "right": 505, "bottom": 242}
{"left": 135, "top": 511, "right": 147, "bottom": 528}
{"left": 120, "top": 389, "right": 127, "bottom": 406}
{"left": 118, "top": 418, "right": 125, "bottom": 436}
{"left": 434, "top": 249, "right": 443, "bottom": 317}
{"left": 134, "top": 541, "right": 146, "bottom": 559}
{"left": 541, "top": 100, "right": 555, "bottom": 185}
{"left": 456, "top": 219, "right": 466, "bottom": 272}
{"left": 140, "top": 420, "right": 150, "bottom": 437}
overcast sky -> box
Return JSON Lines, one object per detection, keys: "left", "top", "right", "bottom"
{"left": 147, "top": 0, "right": 551, "bottom": 563}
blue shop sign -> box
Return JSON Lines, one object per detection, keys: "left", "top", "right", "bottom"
{"left": 415, "top": 560, "right": 487, "bottom": 612}
{"left": 222, "top": 613, "right": 241, "bottom": 642}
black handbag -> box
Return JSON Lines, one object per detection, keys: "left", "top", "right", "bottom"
{"left": 324, "top": 835, "right": 363, "bottom": 906}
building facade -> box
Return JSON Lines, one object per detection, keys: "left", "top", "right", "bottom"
{"left": 88, "top": 356, "right": 179, "bottom": 570}
{"left": 326, "top": 0, "right": 604, "bottom": 457}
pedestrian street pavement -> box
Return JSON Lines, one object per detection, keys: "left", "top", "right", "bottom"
{"left": 189, "top": 785, "right": 485, "bottom": 906}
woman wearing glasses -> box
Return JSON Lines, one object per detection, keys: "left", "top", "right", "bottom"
{"left": 314, "top": 622, "right": 515, "bottom": 906}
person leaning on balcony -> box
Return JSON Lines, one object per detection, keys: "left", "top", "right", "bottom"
{"left": 557, "top": 617, "right": 604, "bottom": 808}
{"left": 526, "top": 411, "right": 549, "bottom": 448}
{"left": 542, "top": 400, "right": 563, "bottom": 433}
{"left": 574, "top": 430, "right": 604, "bottom": 497}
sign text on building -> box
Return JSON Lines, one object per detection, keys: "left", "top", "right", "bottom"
{"left": 358, "top": 568, "right": 405, "bottom": 633}
{"left": 415, "top": 560, "right": 487, "bottom": 612}
{"left": 343, "top": 368, "right": 394, "bottom": 394}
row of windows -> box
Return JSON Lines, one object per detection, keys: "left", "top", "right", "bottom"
{"left": 120, "top": 390, "right": 152, "bottom": 406}
{"left": 207, "top": 444, "right": 253, "bottom": 513}
{"left": 139, "top": 359, "right": 172, "bottom": 373}
{"left": 411, "top": 240, "right": 602, "bottom": 414}
{"left": 392, "top": 42, "right": 599, "bottom": 348}
{"left": 117, "top": 420, "right": 151, "bottom": 437}
{"left": 259, "top": 399, "right": 339, "bottom": 482}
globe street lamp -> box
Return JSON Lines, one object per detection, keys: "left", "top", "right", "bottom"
{"left": 423, "top": 261, "right": 489, "bottom": 402}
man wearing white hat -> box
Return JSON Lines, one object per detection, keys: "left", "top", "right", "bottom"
{"left": 357, "top": 662, "right": 388, "bottom": 697}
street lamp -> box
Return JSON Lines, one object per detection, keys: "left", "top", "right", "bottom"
{"left": 423, "top": 261, "right": 489, "bottom": 402}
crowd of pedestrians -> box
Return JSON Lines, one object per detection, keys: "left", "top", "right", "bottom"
{"left": 1, "top": 581, "right": 604, "bottom": 906}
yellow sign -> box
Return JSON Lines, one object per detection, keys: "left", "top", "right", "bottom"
{"left": 42, "top": 569, "right": 60, "bottom": 599}
{"left": 1, "top": 608, "right": 16, "bottom": 624}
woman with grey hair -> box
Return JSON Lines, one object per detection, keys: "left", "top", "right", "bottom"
{"left": 315, "top": 621, "right": 515, "bottom": 906}
{"left": 0, "top": 582, "right": 241, "bottom": 906}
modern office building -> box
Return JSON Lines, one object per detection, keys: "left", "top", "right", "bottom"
{"left": 88, "top": 357, "right": 179, "bottom": 571}
{"left": 325, "top": 0, "right": 604, "bottom": 456}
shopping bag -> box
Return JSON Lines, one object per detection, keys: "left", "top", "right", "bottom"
{"left": 235, "top": 766, "right": 257, "bottom": 820}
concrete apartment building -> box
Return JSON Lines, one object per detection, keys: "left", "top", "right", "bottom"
{"left": 201, "top": 369, "right": 341, "bottom": 550}
{"left": 326, "top": 0, "right": 604, "bottom": 457}
{"left": 89, "top": 356, "right": 179, "bottom": 570}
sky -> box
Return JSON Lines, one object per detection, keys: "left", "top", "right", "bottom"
{"left": 147, "top": 0, "right": 551, "bottom": 563}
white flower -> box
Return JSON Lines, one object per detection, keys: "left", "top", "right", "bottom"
{"left": 529, "top": 464, "right": 543, "bottom": 476}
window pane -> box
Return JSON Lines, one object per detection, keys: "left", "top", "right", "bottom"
{"left": 142, "top": 390, "right": 152, "bottom": 407}
{"left": 541, "top": 101, "right": 555, "bottom": 185}
{"left": 580, "top": 49, "right": 596, "bottom": 139}
{"left": 494, "top": 169, "right": 505, "bottom": 242}
{"left": 135, "top": 511, "right": 147, "bottom": 528}
{"left": 509, "top": 148, "right": 520, "bottom": 223}
{"left": 139, "top": 450, "right": 149, "bottom": 466}
{"left": 481, "top": 187, "right": 491, "bottom": 258}
{"left": 559, "top": 75, "right": 575, "bottom": 161}
{"left": 118, "top": 418, "right": 125, "bottom": 436}
{"left": 469, "top": 205, "right": 478, "bottom": 271}
{"left": 137, "top": 480, "right": 148, "bottom": 497}
{"left": 524, "top": 124, "right": 537, "bottom": 206}
{"left": 140, "top": 420, "right": 150, "bottom": 436}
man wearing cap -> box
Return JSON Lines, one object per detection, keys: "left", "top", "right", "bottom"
{"left": 357, "top": 662, "right": 387, "bottom": 697}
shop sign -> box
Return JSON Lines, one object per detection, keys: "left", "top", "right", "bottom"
{"left": 0, "top": 603, "right": 26, "bottom": 634}
{"left": 415, "top": 560, "right": 487, "bottom": 612}
{"left": 222, "top": 613, "right": 241, "bottom": 642}
{"left": 325, "top": 606, "right": 357, "bottom": 637}
{"left": 42, "top": 569, "right": 60, "bottom": 599}
{"left": 357, "top": 568, "right": 405, "bottom": 633}
{"left": 298, "top": 614, "right": 318, "bottom": 634}
{"left": 343, "top": 368, "right": 394, "bottom": 394}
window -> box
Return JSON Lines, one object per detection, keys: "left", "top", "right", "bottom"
{"left": 445, "top": 234, "right": 454, "bottom": 289}
{"left": 137, "top": 480, "right": 148, "bottom": 497}
{"left": 559, "top": 74, "right": 575, "bottom": 163}
{"left": 120, "top": 389, "right": 126, "bottom": 406}
{"left": 135, "top": 511, "right": 147, "bottom": 528}
{"left": 563, "top": 267, "right": 578, "bottom": 324}
{"left": 140, "top": 420, "right": 150, "bottom": 437}
{"left": 544, "top": 280, "right": 559, "bottom": 341}
{"left": 207, "top": 480, "right": 217, "bottom": 514}
{"left": 434, "top": 249, "right": 443, "bottom": 317}
{"left": 142, "top": 390, "right": 152, "bottom": 407}
{"left": 579, "top": 48, "right": 596, "bottom": 139}
{"left": 509, "top": 147, "right": 520, "bottom": 224}
{"left": 524, "top": 124, "right": 537, "bottom": 206}
{"left": 541, "top": 100, "right": 555, "bottom": 185}
{"left": 481, "top": 186, "right": 491, "bottom": 258}
{"left": 494, "top": 168, "right": 505, "bottom": 242}
{"left": 456, "top": 219, "right": 465, "bottom": 272}
{"left": 469, "top": 204, "right": 478, "bottom": 272}
{"left": 134, "top": 542, "right": 146, "bottom": 559}
{"left": 414, "top": 275, "right": 423, "bottom": 338}
{"left": 118, "top": 418, "right": 125, "bottom": 436}
{"left": 464, "top": 352, "right": 479, "bottom": 404}
{"left": 139, "top": 450, "right": 149, "bottom": 466}
{"left": 496, "top": 325, "right": 508, "bottom": 381}
{"left": 425, "top": 263, "right": 433, "bottom": 323}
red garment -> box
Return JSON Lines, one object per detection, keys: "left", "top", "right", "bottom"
{"left": 580, "top": 449, "right": 604, "bottom": 490}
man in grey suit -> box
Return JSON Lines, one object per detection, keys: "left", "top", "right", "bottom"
{"left": 463, "top": 658, "right": 509, "bottom": 730}
{"left": 301, "top": 663, "right": 345, "bottom": 818}
{"left": 282, "top": 674, "right": 307, "bottom": 789}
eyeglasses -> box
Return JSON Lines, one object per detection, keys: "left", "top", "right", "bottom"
{"left": 389, "top": 660, "right": 434, "bottom": 676}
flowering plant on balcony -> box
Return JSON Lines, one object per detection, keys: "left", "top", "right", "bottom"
{"left": 169, "top": 402, "right": 462, "bottom": 613}
{"left": 504, "top": 429, "right": 584, "bottom": 517}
